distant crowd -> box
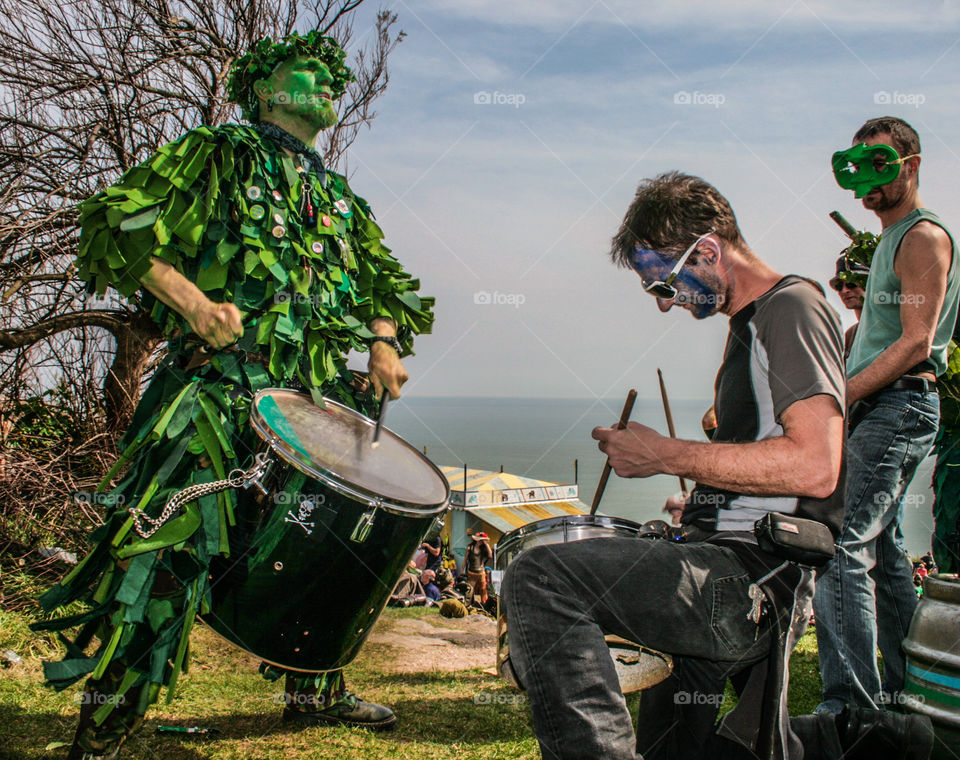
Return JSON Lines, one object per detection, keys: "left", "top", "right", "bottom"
{"left": 389, "top": 530, "right": 497, "bottom": 616}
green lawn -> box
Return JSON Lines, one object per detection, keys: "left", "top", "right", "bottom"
{"left": 0, "top": 605, "right": 824, "bottom": 759}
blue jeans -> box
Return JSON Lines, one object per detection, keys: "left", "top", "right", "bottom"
{"left": 501, "top": 536, "right": 772, "bottom": 760}
{"left": 813, "top": 388, "right": 938, "bottom": 713}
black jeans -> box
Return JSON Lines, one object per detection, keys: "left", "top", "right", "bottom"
{"left": 502, "top": 536, "right": 772, "bottom": 760}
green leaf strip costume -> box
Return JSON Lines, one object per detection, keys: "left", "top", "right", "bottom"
{"left": 33, "top": 123, "right": 435, "bottom": 723}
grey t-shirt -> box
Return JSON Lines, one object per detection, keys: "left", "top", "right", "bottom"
{"left": 683, "top": 276, "right": 846, "bottom": 535}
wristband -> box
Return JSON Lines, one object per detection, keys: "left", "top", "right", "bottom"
{"left": 369, "top": 335, "right": 401, "bottom": 354}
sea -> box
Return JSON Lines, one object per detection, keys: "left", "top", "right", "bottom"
{"left": 385, "top": 396, "right": 939, "bottom": 557}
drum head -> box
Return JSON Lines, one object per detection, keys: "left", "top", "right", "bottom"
{"left": 250, "top": 389, "right": 449, "bottom": 511}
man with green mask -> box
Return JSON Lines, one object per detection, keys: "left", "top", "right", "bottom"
{"left": 814, "top": 117, "right": 960, "bottom": 715}
{"left": 33, "top": 31, "right": 434, "bottom": 759}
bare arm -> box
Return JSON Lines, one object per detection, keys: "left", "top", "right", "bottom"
{"left": 368, "top": 316, "right": 409, "bottom": 398}
{"left": 139, "top": 257, "right": 243, "bottom": 349}
{"left": 847, "top": 222, "right": 952, "bottom": 404}
{"left": 592, "top": 393, "right": 843, "bottom": 499}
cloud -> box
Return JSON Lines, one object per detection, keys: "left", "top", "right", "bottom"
{"left": 414, "top": 0, "right": 959, "bottom": 34}
{"left": 344, "top": 1, "right": 960, "bottom": 399}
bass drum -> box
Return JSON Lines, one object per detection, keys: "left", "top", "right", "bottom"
{"left": 495, "top": 514, "right": 673, "bottom": 694}
{"left": 203, "top": 389, "right": 449, "bottom": 672}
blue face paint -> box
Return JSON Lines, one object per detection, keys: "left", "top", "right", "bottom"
{"left": 628, "top": 246, "right": 674, "bottom": 282}
{"left": 628, "top": 245, "right": 721, "bottom": 319}
{"left": 670, "top": 268, "right": 720, "bottom": 319}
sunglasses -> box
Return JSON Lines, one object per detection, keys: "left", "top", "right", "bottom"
{"left": 639, "top": 230, "right": 715, "bottom": 300}
{"left": 831, "top": 280, "right": 863, "bottom": 292}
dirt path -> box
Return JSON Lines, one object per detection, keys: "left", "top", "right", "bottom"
{"left": 368, "top": 612, "right": 497, "bottom": 673}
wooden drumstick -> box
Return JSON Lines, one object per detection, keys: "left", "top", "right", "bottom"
{"left": 371, "top": 390, "right": 389, "bottom": 449}
{"left": 657, "top": 368, "right": 689, "bottom": 494}
{"left": 590, "top": 389, "right": 637, "bottom": 515}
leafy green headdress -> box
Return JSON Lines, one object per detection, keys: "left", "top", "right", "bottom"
{"left": 227, "top": 30, "right": 354, "bottom": 121}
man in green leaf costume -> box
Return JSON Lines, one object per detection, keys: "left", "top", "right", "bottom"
{"left": 34, "top": 30, "right": 434, "bottom": 759}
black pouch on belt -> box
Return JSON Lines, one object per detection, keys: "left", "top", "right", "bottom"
{"left": 847, "top": 398, "right": 875, "bottom": 433}
{"left": 753, "top": 513, "right": 835, "bottom": 567}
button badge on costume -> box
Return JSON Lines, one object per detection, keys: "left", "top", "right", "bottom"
{"left": 249, "top": 205, "right": 265, "bottom": 221}
{"left": 311, "top": 242, "right": 324, "bottom": 255}
{"left": 246, "top": 186, "right": 262, "bottom": 201}
{"left": 273, "top": 212, "right": 284, "bottom": 225}
{"left": 333, "top": 198, "right": 352, "bottom": 218}
{"left": 272, "top": 190, "right": 284, "bottom": 203}
{"left": 321, "top": 215, "right": 332, "bottom": 227}
{"left": 272, "top": 225, "right": 286, "bottom": 238}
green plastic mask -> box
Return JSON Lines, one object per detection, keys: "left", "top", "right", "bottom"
{"left": 832, "top": 143, "right": 910, "bottom": 198}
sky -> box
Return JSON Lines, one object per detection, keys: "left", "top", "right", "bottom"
{"left": 338, "top": 0, "right": 960, "bottom": 401}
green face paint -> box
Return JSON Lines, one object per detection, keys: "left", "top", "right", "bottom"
{"left": 265, "top": 55, "right": 339, "bottom": 129}
{"left": 832, "top": 143, "right": 912, "bottom": 198}
{"left": 227, "top": 30, "right": 353, "bottom": 121}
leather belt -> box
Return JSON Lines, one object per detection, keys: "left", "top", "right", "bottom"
{"left": 850, "top": 375, "right": 935, "bottom": 432}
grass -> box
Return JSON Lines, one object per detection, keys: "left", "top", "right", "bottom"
{"left": 0, "top": 605, "right": 825, "bottom": 760}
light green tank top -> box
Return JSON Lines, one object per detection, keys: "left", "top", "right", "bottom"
{"left": 847, "top": 208, "right": 960, "bottom": 378}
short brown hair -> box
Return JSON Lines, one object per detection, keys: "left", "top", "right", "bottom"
{"left": 853, "top": 116, "right": 921, "bottom": 159}
{"left": 610, "top": 171, "right": 746, "bottom": 268}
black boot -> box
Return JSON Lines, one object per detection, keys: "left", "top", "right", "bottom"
{"left": 789, "top": 713, "right": 844, "bottom": 760}
{"left": 838, "top": 706, "right": 934, "bottom": 760}
{"left": 281, "top": 673, "right": 397, "bottom": 731}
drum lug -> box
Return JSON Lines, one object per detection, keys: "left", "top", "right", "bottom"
{"left": 243, "top": 452, "right": 273, "bottom": 496}
{"left": 350, "top": 500, "right": 381, "bottom": 543}
{"left": 247, "top": 477, "right": 269, "bottom": 497}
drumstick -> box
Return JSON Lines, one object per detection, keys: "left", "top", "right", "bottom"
{"left": 371, "top": 389, "right": 389, "bottom": 449}
{"left": 657, "top": 368, "right": 689, "bottom": 494}
{"left": 590, "top": 389, "right": 637, "bottom": 515}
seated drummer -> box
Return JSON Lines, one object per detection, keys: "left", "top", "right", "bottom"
{"left": 501, "top": 171, "right": 933, "bottom": 760}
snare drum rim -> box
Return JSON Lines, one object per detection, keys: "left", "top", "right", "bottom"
{"left": 494, "top": 514, "right": 646, "bottom": 569}
{"left": 250, "top": 389, "right": 450, "bottom": 517}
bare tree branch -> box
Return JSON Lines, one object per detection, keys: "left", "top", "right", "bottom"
{"left": 0, "top": 0, "right": 402, "bottom": 429}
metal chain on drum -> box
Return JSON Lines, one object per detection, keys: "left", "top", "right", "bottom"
{"left": 128, "top": 452, "right": 272, "bottom": 539}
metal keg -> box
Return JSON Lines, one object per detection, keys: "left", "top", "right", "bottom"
{"left": 903, "top": 574, "right": 960, "bottom": 757}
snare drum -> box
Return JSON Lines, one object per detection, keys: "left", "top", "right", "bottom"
{"left": 496, "top": 515, "right": 673, "bottom": 694}
{"left": 203, "top": 389, "right": 450, "bottom": 672}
